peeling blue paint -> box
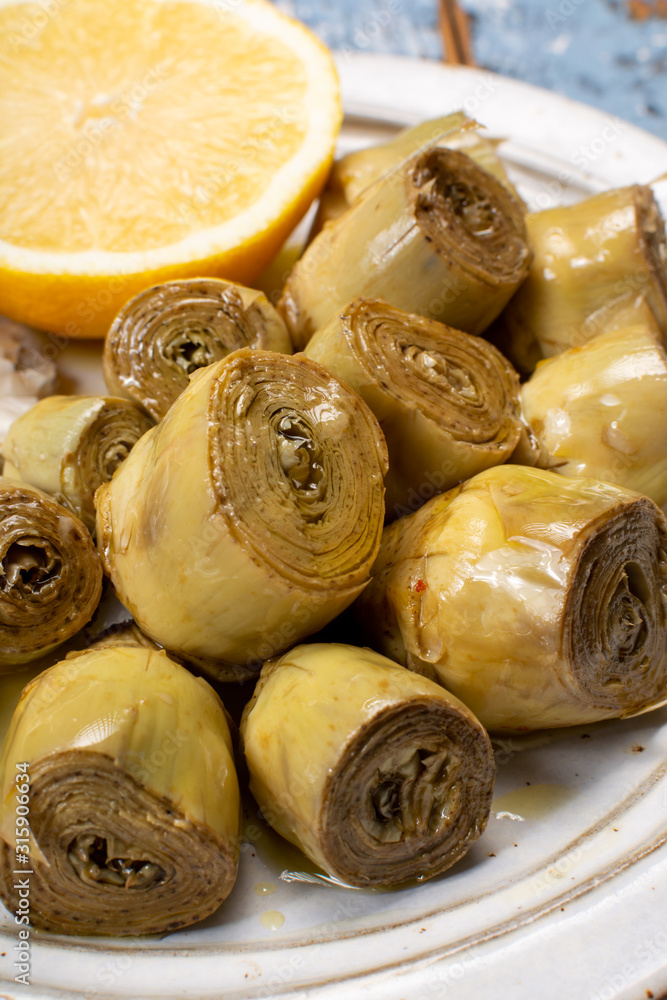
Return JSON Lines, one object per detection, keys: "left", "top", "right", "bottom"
{"left": 273, "top": 0, "right": 443, "bottom": 59}
{"left": 275, "top": 0, "right": 667, "bottom": 140}
{"left": 462, "top": 0, "right": 667, "bottom": 139}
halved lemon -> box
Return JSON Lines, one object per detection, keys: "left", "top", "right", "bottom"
{"left": 0, "top": 0, "right": 341, "bottom": 336}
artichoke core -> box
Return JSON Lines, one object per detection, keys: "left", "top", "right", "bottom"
{"left": 165, "top": 331, "right": 215, "bottom": 375}
{"left": 365, "top": 745, "right": 455, "bottom": 844}
{"left": 414, "top": 151, "right": 500, "bottom": 243}
{"left": 276, "top": 413, "right": 325, "bottom": 498}
{"left": 608, "top": 567, "right": 648, "bottom": 661}
{"left": 68, "top": 834, "right": 166, "bottom": 890}
{"left": 100, "top": 442, "right": 133, "bottom": 481}
{"left": 409, "top": 347, "right": 479, "bottom": 398}
{"left": 445, "top": 181, "right": 497, "bottom": 238}
{"left": 1, "top": 542, "right": 58, "bottom": 591}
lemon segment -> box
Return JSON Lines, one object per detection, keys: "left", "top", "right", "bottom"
{"left": 0, "top": 0, "right": 341, "bottom": 336}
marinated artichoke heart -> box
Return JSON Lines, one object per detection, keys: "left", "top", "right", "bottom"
{"left": 358, "top": 465, "right": 667, "bottom": 732}
{"left": 0, "top": 646, "right": 240, "bottom": 936}
{"left": 104, "top": 278, "right": 292, "bottom": 420}
{"left": 1, "top": 395, "right": 153, "bottom": 533}
{"left": 515, "top": 298, "right": 667, "bottom": 507}
{"left": 241, "top": 643, "right": 494, "bottom": 888}
{"left": 495, "top": 185, "right": 667, "bottom": 373}
{"left": 96, "top": 349, "right": 388, "bottom": 681}
{"left": 0, "top": 477, "right": 102, "bottom": 668}
{"left": 304, "top": 298, "right": 522, "bottom": 519}
{"left": 279, "top": 146, "right": 532, "bottom": 348}
{"left": 311, "top": 111, "right": 520, "bottom": 233}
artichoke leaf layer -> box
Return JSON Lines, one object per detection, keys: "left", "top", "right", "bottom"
{"left": 304, "top": 298, "right": 522, "bottom": 519}
{"left": 96, "top": 349, "right": 388, "bottom": 679}
{"left": 495, "top": 185, "right": 667, "bottom": 372}
{"left": 279, "top": 147, "right": 531, "bottom": 348}
{"left": 0, "top": 477, "right": 102, "bottom": 668}
{"left": 241, "top": 642, "right": 494, "bottom": 888}
{"left": 104, "top": 278, "right": 292, "bottom": 421}
{"left": 312, "top": 111, "right": 520, "bottom": 233}
{"left": 516, "top": 298, "right": 667, "bottom": 508}
{"left": 358, "top": 465, "right": 667, "bottom": 732}
{"left": 1, "top": 394, "right": 153, "bottom": 533}
{"left": 0, "top": 646, "right": 240, "bottom": 936}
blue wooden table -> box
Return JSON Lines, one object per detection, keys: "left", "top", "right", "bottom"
{"left": 274, "top": 0, "right": 667, "bottom": 141}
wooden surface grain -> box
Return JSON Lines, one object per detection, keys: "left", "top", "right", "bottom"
{"left": 274, "top": 0, "right": 667, "bottom": 140}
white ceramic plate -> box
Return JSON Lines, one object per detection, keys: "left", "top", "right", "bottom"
{"left": 2, "top": 54, "right": 667, "bottom": 1000}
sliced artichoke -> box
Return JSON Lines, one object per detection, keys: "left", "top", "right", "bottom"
{"left": 0, "top": 478, "right": 102, "bottom": 668}
{"left": 311, "top": 112, "right": 519, "bottom": 233}
{"left": 304, "top": 298, "right": 522, "bottom": 519}
{"left": 241, "top": 642, "right": 494, "bottom": 888}
{"left": 358, "top": 465, "right": 667, "bottom": 732}
{"left": 515, "top": 298, "right": 667, "bottom": 507}
{"left": 495, "top": 185, "right": 667, "bottom": 372}
{"left": 96, "top": 349, "right": 388, "bottom": 680}
{"left": 104, "top": 278, "right": 292, "bottom": 420}
{"left": 2, "top": 395, "right": 153, "bottom": 533}
{"left": 280, "top": 147, "right": 531, "bottom": 348}
{"left": 0, "top": 646, "right": 240, "bottom": 936}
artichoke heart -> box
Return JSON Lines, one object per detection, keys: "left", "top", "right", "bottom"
{"left": 104, "top": 278, "right": 292, "bottom": 420}
{"left": 96, "top": 349, "right": 388, "bottom": 680}
{"left": 241, "top": 643, "right": 494, "bottom": 888}
{"left": 279, "top": 146, "right": 531, "bottom": 348}
{"left": 0, "top": 646, "right": 240, "bottom": 936}
{"left": 304, "top": 298, "right": 522, "bottom": 519}
{"left": 0, "top": 477, "right": 102, "bottom": 668}
{"left": 516, "top": 298, "right": 667, "bottom": 508}
{"left": 495, "top": 185, "right": 667, "bottom": 373}
{"left": 358, "top": 465, "right": 667, "bottom": 732}
{"left": 1, "top": 395, "right": 153, "bottom": 533}
{"left": 311, "top": 112, "right": 519, "bottom": 233}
